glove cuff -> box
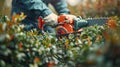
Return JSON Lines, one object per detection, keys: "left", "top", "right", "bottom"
{"left": 41, "top": 9, "right": 53, "bottom": 18}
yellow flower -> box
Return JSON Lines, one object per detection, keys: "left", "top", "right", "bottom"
{"left": 65, "top": 39, "right": 69, "bottom": 48}
{"left": 20, "top": 12, "right": 27, "bottom": 20}
{"left": 34, "top": 57, "right": 40, "bottom": 64}
{"left": 12, "top": 12, "right": 27, "bottom": 22}
{"left": 107, "top": 19, "right": 117, "bottom": 29}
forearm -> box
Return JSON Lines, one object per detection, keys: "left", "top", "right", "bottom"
{"left": 12, "top": 0, "right": 53, "bottom": 18}
{"left": 51, "top": 0, "right": 70, "bottom": 15}
{"left": 28, "top": 0, "right": 53, "bottom": 18}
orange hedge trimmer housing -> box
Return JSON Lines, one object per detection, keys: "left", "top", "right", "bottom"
{"left": 38, "top": 15, "right": 109, "bottom": 35}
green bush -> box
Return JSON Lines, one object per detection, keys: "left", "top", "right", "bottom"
{"left": 0, "top": 14, "right": 120, "bottom": 67}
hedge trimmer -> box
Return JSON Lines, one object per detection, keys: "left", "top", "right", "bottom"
{"left": 38, "top": 15, "right": 109, "bottom": 36}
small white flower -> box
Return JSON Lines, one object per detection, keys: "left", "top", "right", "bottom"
{"left": 46, "top": 48, "right": 50, "bottom": 52}
{"left": 17, "top": 27, "right": 21, "bottom": 32}
{"left": 5, "top": 34, "right": 10, "bottom": 39}
{"left": 2, "top": 23, "right": 7, "bottom": 31}
{"left": 52, "top": 45, "right": 56, "bottom": 49}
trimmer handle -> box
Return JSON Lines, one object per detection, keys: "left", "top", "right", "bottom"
{"left": 38, "top": 17, "right": 45, "bottom": 30}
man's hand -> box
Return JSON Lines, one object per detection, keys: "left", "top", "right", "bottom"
{"left": 62, "top": 14, "right": 77, "bottom": 22}
{"left": 44, "top": 13, "right": 58, "bottom": 26}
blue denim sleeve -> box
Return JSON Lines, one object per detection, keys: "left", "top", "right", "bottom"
{"left": 27, "top": 0, "right": 53, "bottom": 18}
{"left": 51, "top": 0, "right": 70, "bottom": 15}
{"left": 12, "top": 0, "right": 52, "bottom": 18}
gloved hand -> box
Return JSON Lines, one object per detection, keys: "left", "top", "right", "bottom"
{"left": 44, "top": 13, "right": 58, "bottom": 26}
{"left": 62, "top": 14, "right": 77, "bottom": 21}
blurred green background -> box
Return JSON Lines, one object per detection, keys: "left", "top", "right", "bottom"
{"left": 67, "top": 0, "right": 120, "bottom": 18}
{"left": 0, "top": 0, "right": 11, "bottom": 17}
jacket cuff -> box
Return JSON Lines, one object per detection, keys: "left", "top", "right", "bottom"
{"left": 59, "top": 11, "right": 70, "bottom": 15}
{"left": 41, "top": 9, "right": 53, "bottom": 18}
